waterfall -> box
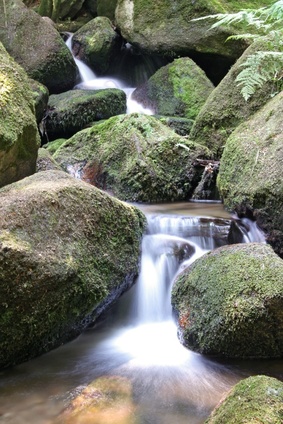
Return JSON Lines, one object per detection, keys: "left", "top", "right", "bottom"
{"left": 65, "top": 34, "right": 153, "bottom": 115}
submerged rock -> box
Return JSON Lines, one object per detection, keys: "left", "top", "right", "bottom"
{"left": 57, "top": 376, "right": 139, "bottom": 424}
{"left": 44, "top": 88, "right": 127, "bottom": 140}
{"left": 0, "top": 170, "right": 145, "bottom": 369}
{"left": 72, "top": 16, "right": 122, "bottom": 74}
{"left": 132, "top": 58, "right": 214, "bottom": 120}
{"left": 48, "top": 113, "right": 211, "bottom": 202}
{"left": 172, "top": 243, "right": 283, "bottom": 358}
{"left": 206, "top": 375, "right": 283, "bottom": 423}
{"left": 0, "top": 42, "right": 40, "bottom": 188}
{"left": 217, "top": 90, "right": 283, "bottom": 258}
{"left": 0, "top": 0, "right": 77, "bottom": 93}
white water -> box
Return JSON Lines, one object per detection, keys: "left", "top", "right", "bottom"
{"left": 66, "top": 34, "right": 153, "bottom": 115}
{"left": 0, "top": 204, "right": 278, "bottom": 424}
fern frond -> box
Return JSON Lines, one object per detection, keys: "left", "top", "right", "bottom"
{"left": 235, "top": 51, "right": 283, "bottom": 100}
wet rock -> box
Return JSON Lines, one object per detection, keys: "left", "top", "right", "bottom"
{"left": 44, "top": 88, "right": 127, "bottom": 140}
{"left": 57, "top": 376, "right": 139, "bottom": 424}
{"left": 72, "top": 16, "right": 122, "bottom": 74}
{"left": 0, "top": 42, "right": 40, "bottom": 188}
{"left": 47, "top": 113, "right": 211, "bottom": 202}
{"left": 0, "top": 170, "right": 146, "bottom": 369}
{"left": 36, "top": 148, "right": 62, "bottom": 172}
{"left": 217, "top": 90, "right": 283, "bottom": 258}
{"left": 206, "top": 375, "right": 283, "bottom": 423}
{"left": 172, "top": 243, "right": 283, "bottom": 358}
{"left": 28, "top": 79, "right": 49, "bottom": 124}
{"left": 0, "top": 0, "right": 77, "bottom": 94}
{"left": 132, "top": 58, "right": 214, "bottom": 120}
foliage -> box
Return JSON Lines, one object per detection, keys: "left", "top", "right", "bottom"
{"left": 193, "top": 1, "right": 283, "bottom": 100}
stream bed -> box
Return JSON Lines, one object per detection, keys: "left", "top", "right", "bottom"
{"left": 0, "top": 202, "right": 282, "bottom": 424}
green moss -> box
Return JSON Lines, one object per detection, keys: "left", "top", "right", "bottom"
{"left": 0, "top": 170, "right": 146, "bottom": 368}
{"left": 52, "top": 113, "right": 210, "bottom": 202}
{"left": 172, "top": 243, "right": 283, "bottom": 358}
{"left": 206, "top": 375, "right": 283, "bottom": 423}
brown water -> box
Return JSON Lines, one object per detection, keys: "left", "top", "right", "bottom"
{"left": 0, "top": 202, "right": 282, "bottom": 424}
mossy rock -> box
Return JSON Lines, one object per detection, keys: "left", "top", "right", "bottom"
{"left": 56, "top": 376, "right": 139, "bottom": 424}
{"left": 0, "top": 170, "right": 146, "bottom": 369}
{"left": 0, "top": 42, "right": 40, "bottom": 188}
{"left": 156, "top": 116, "right": 194, "bottom": 137}
{"left": 28, "top": 79, "right": 49, "bottom": 123}
{"left": 206, "top": 375, "right": 283, "bottom": 423}
{"left": 190, "top": 36, "right": 279, "bottom": 158}
{"left": 36, "top": 147, "right": 63, "bottom": 172}
{"left": 0, "top": 0, "right": 77, "bottom": 94}
{"left": 48, "top": 113, "right": 211, "bottom": 202}
{"left": 72, "top": 16, "right": 122, "bottom": 74}
{"left": 217, "top": 90, "right": 283, "bottom": 257}
{"left": 38, "top": 0, "right": 85, "bottom": 21}
{"left": 132, "top": 58, "right": 214, "bottom": 120}
{"left": 97, "top": 0, "right": 118, "bottom": 21}
{"left": 172, "top": 243, "right": 283, "bottom": 358}
{"left": 45, "top": 88, "right": 127, "bottom": 140}
{"left": 114, "top": 0, "right": 274, "bottom": 59}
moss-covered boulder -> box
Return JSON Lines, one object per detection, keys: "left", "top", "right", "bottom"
{"left": 156, "top": 116, "right": 194, "bottom": 137}
{"left": 38, "top": 0, "right": 85, "bottom": 21}
{"left": 45, "top": 88, "right": 127, "bottom": 140}
{"left": 132, "top": 58, "right": 214, "bottom": 120}
{"left": 0, "top": 0, "right": 77, "bottom": 94}
{"left": 172, "top": 243, "right": 283, "bottom": 358}
{"left": 190, "top": 37, "right": 278, "bottom": 158}
{"left": 72, "top": 16, "right": 122, "bottom": 74}
{"left": 0, "top": 42, "right": 40, "bottom": 188}
{"left": 48, "top": 113, "right": 210, "bottom": 202}
{"left": 36, "top": 148, "right": 63, "bottom": 172}
{"left": 97, "top": 0, "right": 118, "bottom": 21}
{"left": 115, "top": 0, "right": 274, "bottom": 59}
{"left": 206, "top": 375, "right": 283, "bottom": 423}
{"left": 29, "top": 79, "right": 49, "bottom": 124}
{"left": 57, "top": 376, "right": 138, "bottom": 424}
{"left": 0, "top": 170, "right": 145, "bottom": 369}
{"left": 217, "top": 91, "right": 283, "bottom": 258}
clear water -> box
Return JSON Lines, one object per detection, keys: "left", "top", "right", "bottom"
{"left": 0, "top": 202, "right": 281, "bottom": 424}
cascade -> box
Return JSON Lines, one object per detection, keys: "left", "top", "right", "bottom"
{"left": 0, "top": 203, "right": 279, "bottom": 424}
{"left": 66, "top": 34, "right": 154, "bottom": 115}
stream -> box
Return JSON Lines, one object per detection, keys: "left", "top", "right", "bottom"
{"left": 0, "top": 202, "right": 282, "bottom": 424}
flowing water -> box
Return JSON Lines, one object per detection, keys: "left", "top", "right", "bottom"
{"left": 0, "top": 202, "right": 282, "bottom": 424}
{"left": 66, "top": 34, "right": 154, "bottom": 115}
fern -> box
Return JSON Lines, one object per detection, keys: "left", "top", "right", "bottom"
{"left": 192, "top": 1, "right": 283, "bottom": 100}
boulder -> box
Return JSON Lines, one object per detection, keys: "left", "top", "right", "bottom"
{"left": 38, "top": 0, "right": 85, "bottom": 21}
{"left": 0, "top": 42, "right": 40, "bottom": 188}
{"left": 217, "top": 90, "right": 283, "bottom": 257}
{"left": 97, "top": 0, "right": 118, "bottom": 21}
{"left": 72, "top": 16, "right": 122, "bottom": 74}
{"left": 0, "top": 0, "right": 77, "bottom": 94}
{"left": 206, "top": 375, "right": 283, "bottom": 423}
{"left": 190, "top": 37, "right": 278, "bottom": 158}
{"left": 172, "top": 243, "right": 283, "bottom": 358}
{"left": 156, "top": 116, "right": 194, "bottom": 137}
{"left": 44, "top": 88, "right": 127, "bottom": 140}
{"left": 56, "top": 376, "right": 138, "bottom": 424}
{"left": 48, "top": 113, "right": 211, "bottom": 202}
{"left": 28, "top": 79, "right": 49, "bottom": 124}
{"left": 36, "top": 148, "right": 62, "bottom": 172}
{"left": 132, "top": 58, "right": 214, "bottom": 120}
{"left": 0, "top": 170, "right": 145, "bottom": 369}
{"left": 115, "top": 0, "right": 256, "bottom": 59}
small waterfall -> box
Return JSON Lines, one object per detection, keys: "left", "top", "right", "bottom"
{"left": 66, "top": 34, "right": 153, "bottom": 115}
